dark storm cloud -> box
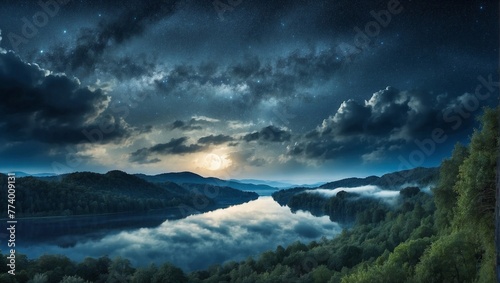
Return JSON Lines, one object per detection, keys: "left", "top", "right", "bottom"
{"left": 149, "top": 137, "right": 205, "bottom": 154}
{"left": 0, "top": 51, "right": 129, "bottom": 144}
{"left": 129, "top": 137, "right": 206, "bottom": 163}
{"left": 170, "top": 120, "right": 201, "bottom": 131}
{"left": 197, "top": 134, "right": 234, "bottom": 145}
{"left": 243, "top": 126, "right": 291, "bottom": 143}
{"left": 128, "top": 148, "right": 161, "bottom": 164}
{"left": 170, "top": 117, "right": 218, "bottom": 131}
{"left": 288, "top": 86, "right": 490, "bottom": 161}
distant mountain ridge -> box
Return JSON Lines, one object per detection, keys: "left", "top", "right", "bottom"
{"left": 231, "top": 179, "right": 325, "bottom": 189}
{"left": 1, "top": 171, "right": 57, "bottom": 177}
{"left": 0, "top": 170, "right": 258, "bottom": 218}
{"left": 135, "top": 171, "right": 279, "bottom": 194}
{"left": 273, "top": 167, "right": 439, "bottom": 205}
{"left": 320, "top": 167, "right": 439, "bottom": 190}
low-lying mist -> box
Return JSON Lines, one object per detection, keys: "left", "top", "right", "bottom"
{"left": 306, "top": 185, "right": 431, "bottom": 205}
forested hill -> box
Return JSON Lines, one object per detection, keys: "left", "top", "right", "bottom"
{"left": 0, "top": 170, "right": 258, "bottom": 217}
{"left": 135, "top": 171, "right": 278, "bottom": 193}
{"left": 272, "top": 167, "right": 439, "bottom": 206}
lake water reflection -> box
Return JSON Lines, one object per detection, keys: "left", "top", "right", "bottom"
{"left": 20, "top": 197, "right": 341, "bottom": 271}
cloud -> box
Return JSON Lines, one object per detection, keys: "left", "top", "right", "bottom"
{"left": 170, "top": 117, "right": 219, "bottom": 131}
{"left": 130, "top": 137, "right": 206, "bottom": 164}
{"left": 21, "top": 197, "right": 341, "bottom": 271}
{"left": 0, "top": 51, "right": 129, "bottom": 145}
{"left": 197, "top": 134, "right": 234, "bottom": 145}
{"left": 40, "top": 0, "right": 181, "bottom": 74}
{"left": 0, "top": 29, "right": 4, "bottom": 53}
{"left": 243, "top": 126, "right": 291, "bottom": 143}
{"left": 149, "top": 138, "right": 205, "bottom": 154}
{"left": 361, "top": 147, "right": 386, "bottom": 164}
{"left": 150, "top": 47, "right": 346, "bottom": 107}
{"left": 171, "top": 120, "right": 201, "bottom": 131}
{"left": 288, "top": 86, "right": 484, "bottom": 162}
{"left": 307, "top": 185, "right": 400, "bottom": 200}
{"left": 128, "top": 148, "right": 162, "bottom": 164}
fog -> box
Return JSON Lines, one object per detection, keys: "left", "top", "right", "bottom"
{"left": 19, "top": 197, "right": 340, "bottom": 271}
{"left": 307, "top": 185, "right": 401, "bottom": 202}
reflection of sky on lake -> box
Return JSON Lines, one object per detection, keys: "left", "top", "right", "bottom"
{"left": 20, "top": 197, "right": 340, "bottom": 271}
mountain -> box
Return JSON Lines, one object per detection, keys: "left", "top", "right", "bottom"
{"left": 372, "top": 167, "right": 439, "bottom": 188}
{"left": 319, "top": 176, "right": 380, "bottom": 190}
{"left": 272, "top": 167, "right": 439, "bottom": 225}
{"left": 0, "top": 170, "right": 258, "bottom": 218}
{"left": 1, "top": 171, "right": 57, "bottom": 177}
{"left": 181, "top": 183, "right": 260, "bottom": 204}
{"left": 135, "top": 172, "right": 278, "bottom": 195}
{"left": 62, "top": 170, "right": 184, "bottom": 199}
{"left": 273, "top": 167, "right": 439, "bottom": 205}
{"left": 231, "top": 179, "right": 325, "bottom": 189}
{"left": 320, "top": 167, "right": 438, "bottom": 190}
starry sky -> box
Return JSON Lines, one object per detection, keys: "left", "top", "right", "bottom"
{"left": 0, "top": 0, "right": 498, "bottom": 183}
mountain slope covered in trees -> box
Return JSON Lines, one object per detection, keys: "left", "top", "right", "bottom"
{"left": 0, "top": 171, "right": 258, "bottom": 217}
{"left": 272, "top": 167, "right": 439, "bottom": 208}
{"left": 135, "top": 172, "right": 278, "bottom": 194}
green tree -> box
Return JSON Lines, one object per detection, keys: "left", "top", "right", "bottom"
{"left": 453, "top": 107, "right": 499, "bottom": 282}
{"left": 311, "top": 265, "right": 334, "bottom": 283}
{"left": 35, "top": 255, "right": 75, "bottom": 283}
{"left": 28, "top": 273, "right": 48, "bottom": 283}
{"left": 131, "top": 264, "right": 158, "bottom": 283}
{"left": 432, "top": 143, "right": 468, "bottom": 232}
{"left": 59, "top": 275, "right": 91, "bottom": 283}
{"left": 413, "top": 231, "right": 478, "bottom": 282}
{"left": 106, "top": 256, "right": 135, "bottom": 283}
{"left": 151, "top": 263, "right": 187, "bottom": 283}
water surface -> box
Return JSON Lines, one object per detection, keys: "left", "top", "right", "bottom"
{"left": 17, "top": 197, "right": 340, "bottom": 271}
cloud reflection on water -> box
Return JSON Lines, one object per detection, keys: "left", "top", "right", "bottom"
{"left": 22, "top": 197, "right": 340, "bottom": 271}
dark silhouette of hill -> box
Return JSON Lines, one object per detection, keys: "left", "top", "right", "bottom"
{"left": 0, "top": 170, "right": 258, "bottom": 218}
{"left": 320, "top": 167, "right": 438, "bottom": 190}
{"left": 135, "top": 171, "right": 278, "bottom": 193}
{"left": 273, "top": 167, "right": 439, "bottom": 206}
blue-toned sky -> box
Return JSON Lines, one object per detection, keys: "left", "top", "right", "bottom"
{"left": 0, "top": 0, "right": 498, "bottom": 183}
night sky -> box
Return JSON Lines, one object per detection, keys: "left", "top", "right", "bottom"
{"left": 0, "top": 0, "right": 498, "bottom": 183}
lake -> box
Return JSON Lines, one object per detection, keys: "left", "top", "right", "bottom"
{"left": 13, "top": 197, "right": 341, "bottom": 271}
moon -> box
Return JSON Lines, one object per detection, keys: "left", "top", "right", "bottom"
{"left": 204, "top": 153, "right": 222, "bottom": 171}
